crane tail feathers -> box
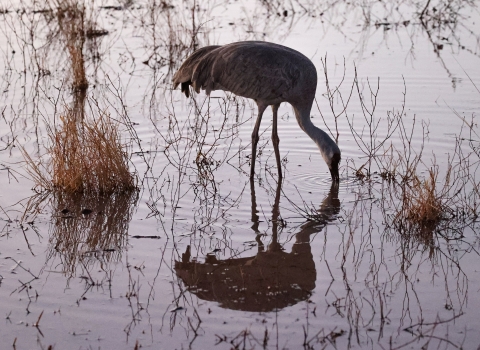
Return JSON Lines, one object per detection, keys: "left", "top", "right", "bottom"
{"left": 181, "top": 82, "right": 190, "bottom": 98}
{"left": 173, "top": 45, "right": 221, "bottom": 97}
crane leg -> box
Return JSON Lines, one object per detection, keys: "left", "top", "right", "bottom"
{"left": 268, "top": 165, "right": 282, "bottom": 252}
{"left": 250, "top": 104, "right": 267, "bottom": 178}
{"left": 250, "top": 179, "right": 264, "bottom": 253}
{"left": 271, "top": 103, "right": 282, "bottom": 179}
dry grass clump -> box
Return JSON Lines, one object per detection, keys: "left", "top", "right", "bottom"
{"left": 24, "top": 107, "right": 136, "bottom": 194}
{"left": 393, "top": 165, "right": 454, "bottom": 236}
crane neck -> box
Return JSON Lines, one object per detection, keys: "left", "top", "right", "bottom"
{"left": 293, "top": 105, "right": 340, "bottom": 165}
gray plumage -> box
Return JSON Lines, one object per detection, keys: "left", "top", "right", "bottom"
{"left": 173, "top": 41, "right": 341, "bottom": 181}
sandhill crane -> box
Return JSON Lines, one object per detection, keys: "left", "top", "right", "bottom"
{"left": 173, "top": 41, "right": 341, "bottom": 182}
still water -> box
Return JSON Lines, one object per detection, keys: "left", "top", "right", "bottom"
{"left": 0, "top": 0, "right": 479, "bottom": 348}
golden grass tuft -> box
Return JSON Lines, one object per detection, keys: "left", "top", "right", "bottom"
{"left": 404, "top": 172, "right": 442, "bottom": 229}
{"left": 394, "top": 165, "right": 453, "bottom": 236}
{"left": 23, "top": 107, "right": 136, "bottom": 194}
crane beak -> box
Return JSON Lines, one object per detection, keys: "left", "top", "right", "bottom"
{"left": 329, "top": 153, "right": 341, "bottom": 183}
{"left": 329, "top": 165, "right": 339, "bottom": 183}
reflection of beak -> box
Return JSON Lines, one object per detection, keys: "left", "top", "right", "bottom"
{"left": 329, "top": 164, "right": 340, "bottom": 183}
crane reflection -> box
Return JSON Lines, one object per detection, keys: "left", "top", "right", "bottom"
{"left": 175, "top": 180, "right": 340, "bottom": 312}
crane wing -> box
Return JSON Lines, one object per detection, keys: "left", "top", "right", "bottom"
{"left": 198, "top": 42, "right": 306, "bottom": 101}
{"left": 209, "top": 43, "right": 304, "bottom": 101}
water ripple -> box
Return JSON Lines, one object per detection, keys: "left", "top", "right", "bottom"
{"left": 286, "top": 170, "right": 359, "bottom": 194}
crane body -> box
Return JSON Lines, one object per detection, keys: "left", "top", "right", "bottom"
{"left": 173, "top": 41, "right": 341, "bottom": 181}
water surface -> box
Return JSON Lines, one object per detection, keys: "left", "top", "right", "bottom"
{"left": 1, "top": 0, "right": 480, "bottom": 348}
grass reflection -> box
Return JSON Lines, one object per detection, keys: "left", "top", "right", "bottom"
{"left": 46, "top": 189, "right": 138, "bottom": 278}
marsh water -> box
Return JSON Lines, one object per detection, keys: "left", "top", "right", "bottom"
{"left": 1, "top": 0, "right": 480, "bottom": 349}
